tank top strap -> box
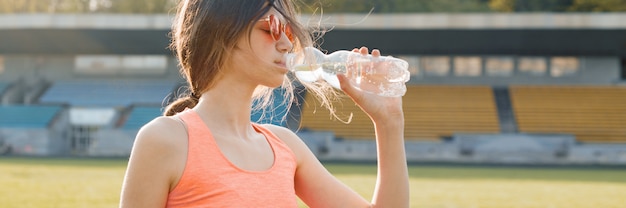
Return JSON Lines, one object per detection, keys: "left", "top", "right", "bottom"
{"left": 177, "top": 108, "right": 206, "bottom": 134}
{"left": 250, "top": 123, "right": 297, "bottom": 170}
{"left": 176, "top": 109, "right": 228, "bottom": 165}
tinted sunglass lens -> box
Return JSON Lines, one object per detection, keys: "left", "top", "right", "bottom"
{"left": 284, "top": 24, "right": 294, "bottom": 43}
{"left": 269, "top": 15, "right": 281, "bottom": 41}
{"left": 266, "top": 14, "right": 295, "bottom": 43}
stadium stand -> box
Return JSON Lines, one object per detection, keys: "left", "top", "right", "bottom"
{"left": 121, "top": 106, "right": 163, "bottom": 130}
{"left": 38, "top": 80, "right": 176, "bottom": 107}
{"left": 2, "top": 13, "right": 625, "bottom": 163}
{"left": 298, "top": 85, "right": 501, "bottom": 140}
{"left": 251, "top": 88, "right": 292, "bottom": 127}
{"left": 0, "top": 82, "right": 10, "bottom": 104}
{"left": 403, "top": 85, "right": 501, "bottom": 140}
{"left": 510, "top": 85, "right": 626, "bottom": 143}
{"left": 0, "top": 105, "right": 63, "bottom": 128}
{"left": 0, "top": 82, "right": 9, "bottom": 95}
{"left": 298, "top": 89, "right": 374, "bottom": 140}
{"left": 0, "top": 105, "right": 67, "bottom": 155}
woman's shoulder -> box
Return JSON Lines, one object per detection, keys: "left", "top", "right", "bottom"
{"left": 134, "top": 115, "right": 188, "bottom": 152}
{"left": 124, "top": 115, "right": 188, "bottom": 197}
{"left": 139, "top": 115, "right": 186, "bottom": 136}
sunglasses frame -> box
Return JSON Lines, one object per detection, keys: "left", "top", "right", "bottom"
{"left": 259, "top": 14, "right": 295, "bottom": 43}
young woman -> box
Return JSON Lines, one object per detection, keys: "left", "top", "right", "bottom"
{"left": 119, "top": 0, "right": 409, "bottom": 207}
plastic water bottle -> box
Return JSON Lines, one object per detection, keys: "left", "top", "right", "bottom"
{"left": 286, "top": 47, "right": 410, "bottom": 97}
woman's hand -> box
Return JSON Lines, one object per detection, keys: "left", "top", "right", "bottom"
{"left": 337, "top": 47, "right": 404, "bottom": 124}
{"left": 338, "top": 47, "right": 410, "bottom": 208}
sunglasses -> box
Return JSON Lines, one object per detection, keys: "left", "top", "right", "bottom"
{"left": 259, "top": 14, "right": 295, "bottom": 43}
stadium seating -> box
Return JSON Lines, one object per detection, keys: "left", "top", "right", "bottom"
{"left": 403, "top": 85, "right": 500, "bottom": 140}
{"left": 299, "top": 85, "right": 501, "bottom": 140}
{"left": 250, "top": 88, "right": 291, "bottom": 127}
{"left": 119, "top": 88, "right": 293, "bottom": 130}
{"left": 121, "top": 106, "right": 163, "bottom": 130}
{"left": 38, "top": 80, "right": 176, "bottom": 107}
{"left": 299, "top": 89, "right": 373, "bottom": 139}
{"left": 0, "top": 82, "right": 9, "bottom": 95}
{"left": 510, "top": 85, "right": 626, "bottom": 143}
{"left": 0, "top": 105, "right": 63, "bottom": 128}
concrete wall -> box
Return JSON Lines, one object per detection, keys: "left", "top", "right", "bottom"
{"left": 0, "top": 55, "right": 182, "bottom": 82}
{"left": 5, "top": 55, "right": 617, "bottom": 86}
{"left": 296, "top": 131, "right": 626, "bottom": 165}
{"left": 410, "top": 56, "right": 621, "bottom": 86}
{"left": 0, "top": 128, "right": 54, "bottom": 155}
{"left": 0, "top": 107, "right": 69, "bottom": 156}
{"left": 2, "top": 122, "right": 625, "bottom": 165}
{"left": 88, "top": 129, "right": 136, "bottom": 157}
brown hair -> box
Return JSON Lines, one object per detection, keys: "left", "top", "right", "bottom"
{"left": 164, "top": 0, "right": 344, "bottom": 124}
{"left": 164, "top": 0, "right": 311, "bottom": 116}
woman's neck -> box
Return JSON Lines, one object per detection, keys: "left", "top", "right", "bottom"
{"left": 192, "top": 82, "right": 257, "bottom": 140}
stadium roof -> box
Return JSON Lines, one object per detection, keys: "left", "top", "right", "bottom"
{"left": 0, "top": 13, "right": 625, "bottom": 56}
{"left": 1, "top": 13, "right": 625, "bottom": 30}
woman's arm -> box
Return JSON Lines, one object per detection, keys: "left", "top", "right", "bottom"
{"left": 366, "top": 107, "right": 409, "bottom": 207}
{"left": 269, "top": 111, "right": 408, "bottom": 208}
{"left": 266, "top": 125, "right": 371, "bottom": 208}
{"left": 119, "top": 117, "right": 187, "bottom": 208}
{"left": 269, "top": 47, "right": 409, "bottom": 208}
{"left": 337, "top": 47, "right": 409, "bottom": 207}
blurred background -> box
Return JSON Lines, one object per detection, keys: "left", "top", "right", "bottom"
{"left": 1, "top": 0, "right": 626, "bottom": 207}
{"left": 1, "top": 0, "right": 625, "bottom": 165}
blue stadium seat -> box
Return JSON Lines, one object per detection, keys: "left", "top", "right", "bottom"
{"left": 122, "top": 106, "right": 163, "bottom": 130}
{"left": 0, "top": 105, "right": 63, "bottom": 128}
{"left": 39, "top": 80, "right": 176, "bottom": 107}
{"left": 0, "top": 82, "right": 9, "bottom": 95}
{"left": 251, "top": 88, "right": 290, "bottom": 127}
{"left": 122, "top": 88, "right": 291, "bottom": 130}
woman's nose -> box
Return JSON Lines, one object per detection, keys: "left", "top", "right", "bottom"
{"left": 276, "top": 34, "right": 293, "bottom": 53}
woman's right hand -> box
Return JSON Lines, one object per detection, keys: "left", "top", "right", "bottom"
{"left": 337, "top": 47, "right": 405, "bottom": 125}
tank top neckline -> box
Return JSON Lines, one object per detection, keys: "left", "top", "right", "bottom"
{"left": 185, "top": 109, "right": 279, "bottom": 174}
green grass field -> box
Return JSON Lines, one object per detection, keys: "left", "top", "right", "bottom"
{"left": 1, "top": 157, "right": 625, "bottom": 208}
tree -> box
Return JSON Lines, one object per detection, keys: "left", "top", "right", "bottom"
{"left": 1, "top": 0, "right": 624, "bottom": 14}
{"left": 489, "top": 0, "right": 575, "bottom": 12}
{"left": 489, "top": 0, "right": 515, "bottom": 12}
{"left": 300, "top": 0, "right": 490, "bottom": 13}
{"left": 568, "top": 0, "right": 626, "bottom": 12}
{"left": 0, "top": 0, "right": 177, "bottom": 13}
{"left": 0, "top": 0, "right": 50, "bottom": 13}
{"left": 409, "top": 0, "right": 491, "bottom": 13}
{"left": 101, "top": 0, "right": 177, "bottom": 14}
{"left": 51, "top": 0, "right": 91, "bottom": 13}
{"left": 300, "top": 0, "right": 373, "bottom": 13}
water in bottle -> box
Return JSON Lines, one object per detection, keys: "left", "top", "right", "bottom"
{"left": 286, "top": 47, "right": 410, "bottom": 97}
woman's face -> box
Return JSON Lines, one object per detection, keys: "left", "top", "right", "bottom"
{"left": 223, "top": 8, "right": 294, "bottom": 89}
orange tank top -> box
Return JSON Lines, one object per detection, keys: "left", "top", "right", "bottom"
{"left": 166, "top": 110, "right": 298, "bottom": 207}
